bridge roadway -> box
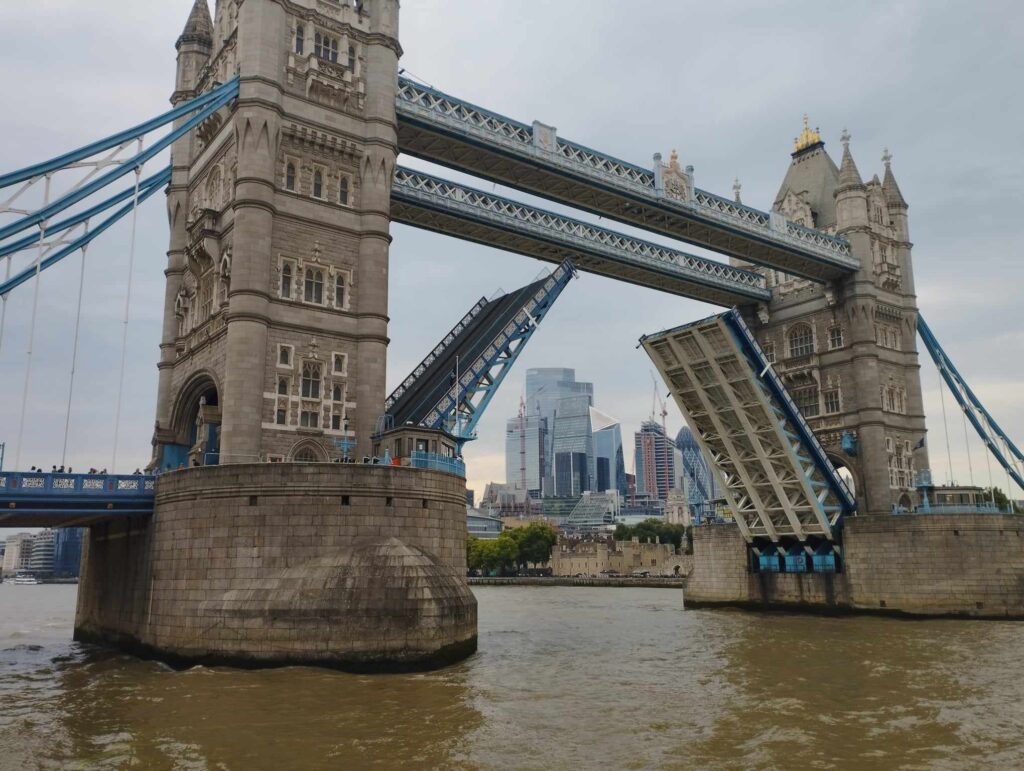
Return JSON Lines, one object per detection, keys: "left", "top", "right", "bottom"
{"left": 0, "top": 471, "right": 155, "bottom": 528}
{"left": 390, "top": 168, "right": 770, "bottom": 308}
{"left": 396, "top": 77, "right": 857, "bottom": 283}
{"left": 386, "top": 261, "right": 574, "bottom": 436}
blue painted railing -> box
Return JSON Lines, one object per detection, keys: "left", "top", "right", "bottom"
{"left": 408, "top": 451, "right": 466, "bottom": 478}
{"left": 0, "top": 471, "right": 155, "bottom": 498}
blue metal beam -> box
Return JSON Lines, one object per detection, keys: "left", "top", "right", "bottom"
{"left": 0, "top": 168, "right": 169, "bottom": 297}
{"left": 918, "top": 314, "right": 1024, "bottom": 492}
{"left": 0, "top": 78, "right": 238, "bottom": 189}
{"left": 722, "top": 308, "right": 857, "bottom": 515}
{"left": 0, "top": 167, "right": 171, "bottom": 261}
{"left": 0, "top": 82, "right": 237, "bottom": 242}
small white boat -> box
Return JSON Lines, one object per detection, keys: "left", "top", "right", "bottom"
{"left": 12, "top": 573, "right": 42, "bottom": 586}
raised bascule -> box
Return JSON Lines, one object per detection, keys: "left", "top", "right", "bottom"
{"left": 1, "top": 0, "right": 1024, "bottom": 670}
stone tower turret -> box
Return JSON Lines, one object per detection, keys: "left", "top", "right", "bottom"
{"left": 746, "top": 121, "right": 929, "bottom": 515}
{"left": 153, "top": 0, "right": 404, "bottom": 468}
{"left": 175, "top": 0, "right": 213, "bottom": 98}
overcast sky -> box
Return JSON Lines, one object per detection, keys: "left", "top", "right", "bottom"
{"left": 0, "top": 1, "right": 1022, "bottom": 501}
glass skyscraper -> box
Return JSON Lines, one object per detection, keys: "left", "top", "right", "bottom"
{"left": 523, "top": 368, "right": 595, "bottom": 498}
{"left": 591, "top": 407, "right": 627, "bottom": 496}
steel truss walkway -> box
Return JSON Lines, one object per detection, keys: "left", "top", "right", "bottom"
{"left": 396, "top": 77, "right": 857, "bottom": 282}
{"left": 0, "top": 471, "right": 155, "bottom": 527}
{"left": 642, "top": 309, "right": 855, "bottom": 553}
{"left": 391, "top": 168, "right": 770, "bottom": 307}
{"left": 385, "top": 261, "right": 575, "bottom": 443}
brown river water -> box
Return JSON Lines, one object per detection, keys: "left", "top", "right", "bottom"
{"left": 0, "top": 583, "right": 1022, "bottom": 770}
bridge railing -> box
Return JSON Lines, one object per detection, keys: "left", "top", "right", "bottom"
{"left": 408, "top": 451, "right": 466, "bottom": 478}
{"left": 0, "top": 472, "right": 155, "bottom": 497}
{"left": 391, "top": 167, "right": 770, "bottom": 299}
{"left": 396, "top": 77, "right": 854, "bottom": 268}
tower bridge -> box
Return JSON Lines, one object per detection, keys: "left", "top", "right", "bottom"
{"left": 2, "top": 0, "right": 1024, "bottom": 668}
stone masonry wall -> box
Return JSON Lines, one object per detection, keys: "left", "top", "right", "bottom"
{"left": 685, "top": 515, "right": 1024, "bottom": 618}
{"left": 75, "top": 463, "right": 477, "bottom": 671}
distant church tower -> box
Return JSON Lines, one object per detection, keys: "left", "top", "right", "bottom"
{"left": 748, "top": 118, "right": 928, "bottom": 515}
{"left": 153, "top": 0, "right": 400, "bottom": 468}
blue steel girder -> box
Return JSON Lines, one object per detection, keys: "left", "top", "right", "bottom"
{"left": 391, "top": 167, "right": 770, "bottom": 308}
{"left": 642, "top": 308, "right": 854, "bottom": 548}
{"left": 0, "top": 78, "right": 238, "bottom": 242}
{"left": 421, "top": 261, "right": 575, "bottom": 442}
{"left": 0, "top": 471, "right": 155, "bottom": 528}
{"left": 396, "top": 77, "right": 857, "bottom": 282}
{"left": 918, "top": 315, "right": 1024, "bottom": 493}
{"left": 0, "top": 78, "right": 238, "bottom": 190}
{"left": 385, "top": 295, "right": 489, "bottom": 413}
{"left": 0, "top": 167, "right": 170, "bottom": 298}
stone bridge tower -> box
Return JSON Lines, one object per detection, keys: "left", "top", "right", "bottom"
{"left": 745, "top": 120, "right": 929, "bottom": 515}
{"left": 154, "top": 0, "right": 399, "bottom": 468}
{"left": 76, "top": 0, "right": 476, "bottom": 672}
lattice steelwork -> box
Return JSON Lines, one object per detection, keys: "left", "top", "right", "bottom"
{"left": 386, "top": 296, "right": 489, "bottom": 412}
{"left": 391, "top": 168, "right": 770, "bottom": 307}
{"left": 642, "top": 309, "right": 855, "bottom": 547}
{"left": 396, "top": 77, "right": 857, "bottom": 281}
{"left": 387, "top": 261, "right": 576, "bottom": 444}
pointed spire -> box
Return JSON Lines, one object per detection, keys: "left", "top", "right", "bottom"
{"left": 178, "top": 0, "right": 213, "bottom": 49}
{"left": 836, "top": 128, "right": 864, "bottom": 190}
{"left": 881, "top": 148, "right": 908, "bottom": 208}
{"left": 732, "top": 177, "right": 742, "bottom": 204}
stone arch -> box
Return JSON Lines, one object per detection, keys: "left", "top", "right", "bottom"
{"left": 290, "top": 439, "right": 327, "bottom": 463}
{"left": 897, "top": 492, "right": 913, "bottom": 513}
{"left": 171, "top": 370, "right": 221, "bottom": 445}
{"left": 826, "top": 452, "right": 860, "bottom": 509}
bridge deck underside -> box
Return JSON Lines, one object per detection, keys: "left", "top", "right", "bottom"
{"left": 396, "top": 95, "right": 856, "bottom": 282}
{"left": 0, "top": 498, "right": 153, "bottom": 528}
{"left": 391, "top": 169, "right": 769, "bottom": 308}
{"left": 643, "top": 311, "right": 853, "bottom": 547}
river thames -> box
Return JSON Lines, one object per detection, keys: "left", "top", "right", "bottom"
{"left": 1, "top": 584, "right": 1023, "bottom": 769}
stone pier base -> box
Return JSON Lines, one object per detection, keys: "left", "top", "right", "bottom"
{"left": 686, "top": 515, "right": 1024, "bottom": 618}
{"left": 74, "top": 464, "right": 477, "bottom": 671}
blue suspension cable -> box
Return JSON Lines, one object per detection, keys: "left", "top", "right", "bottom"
{"left": 0, "top": 77, "right": 238, "bottom": 190}
{"left": 0, "top": 168, "right": 168, "bottom": 298}
{"left": 0, "top": 167, "right": 170, "bottom": 261}
{"left": 0, "top": 85, "right": 236, "bottom": 243}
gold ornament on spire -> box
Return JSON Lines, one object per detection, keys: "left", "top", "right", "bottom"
{"left": 793, "top": 114, "right": 822, "bottom": 153}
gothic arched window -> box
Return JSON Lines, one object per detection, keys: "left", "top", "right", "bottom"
{"left": 333, "top": 384, "right": 343, "bottom": 402}
{"left": 281, "top": 263, "right": 292, "bottom": 298}
{"left": 295, "top": 25, "right": 305, "bottom": 55}
{"left": 787, "top": 324, "right": 814, "bottom": 358}
{"left": 295, "top": 446, "right": 319, "bottom": 462}
{"left": 304, "top": 268, "right": 324, "bottom": 304}
{"left": 334, "top": 272, "right": 346, "bottom": 308}
{"left": 313, "top": 170, "right": 323, "bottom": 199}
{"left": 347, "top": 45, "right": 356, "bottom": 71}
{"left": 339, "top": 177, "right": 349, "bottom": 206}
{"left": 285, "top": 162, "right": 296, "bottom": 192}
{"left": 301, "top": 363, "right": 322, "bottom": 399}
{"left": 278, "top": 377, "right": 289, "bottom": 395}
